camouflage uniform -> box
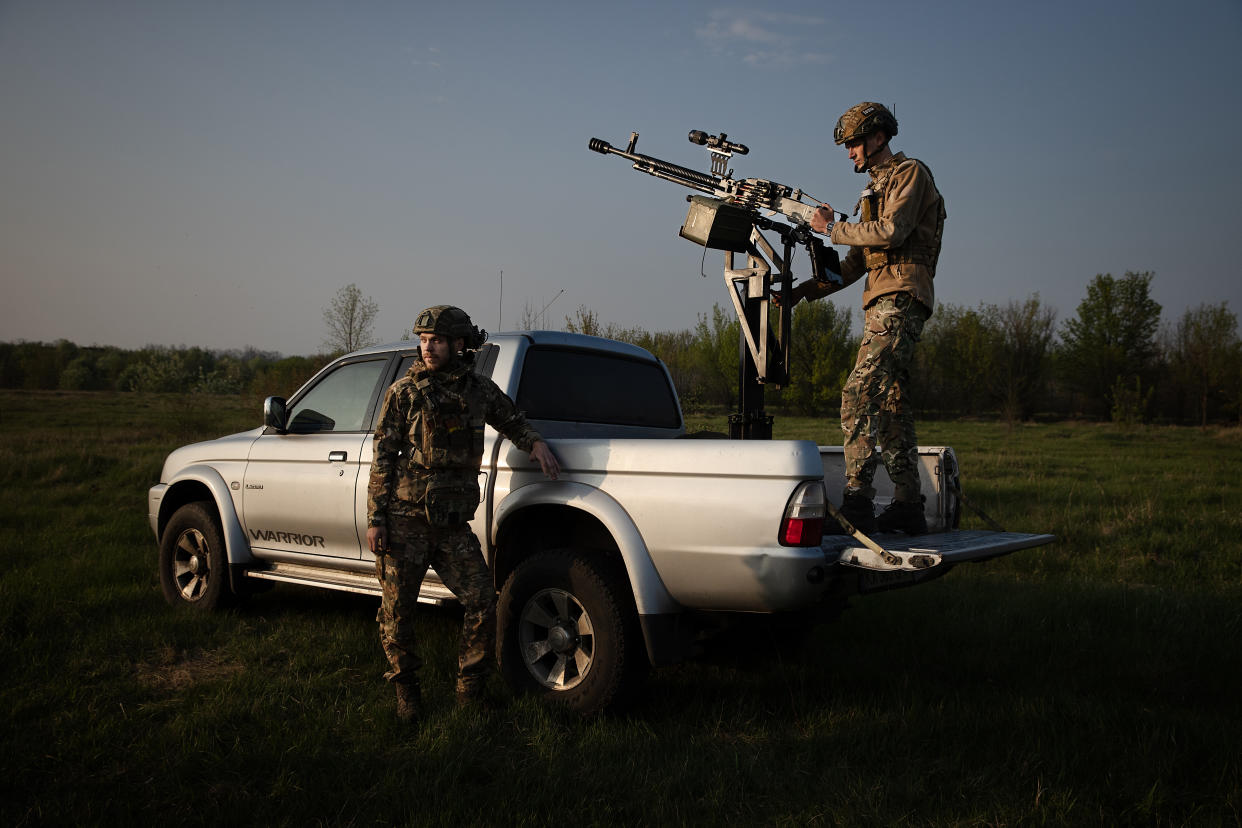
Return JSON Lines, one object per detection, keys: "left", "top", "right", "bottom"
{"left": 830, "top": 151, "right": 945, "bottom": 502}
{"left": 840, "top": 291, "right": 929, "bottom": 501}
{"left": 367, "top": 355, "right": 543, "bottom": 691}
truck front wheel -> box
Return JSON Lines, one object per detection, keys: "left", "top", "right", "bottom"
{"left": 158, "top": 502, "right": 233, "bottom": 611}
{"left": 497, "top": 549, "right": 645, "bottom": 715}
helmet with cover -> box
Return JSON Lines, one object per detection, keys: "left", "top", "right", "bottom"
{"left": 413, "top": 305, "right": 487, "bottom": 349}
{"left": 833, "top": 102, "right": 898, "bottom": 146}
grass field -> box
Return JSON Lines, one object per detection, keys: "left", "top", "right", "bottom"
{"left": 2, "top": 390, "right": 1240, "bottom": 826}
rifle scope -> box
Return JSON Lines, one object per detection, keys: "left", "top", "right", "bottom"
{"left": 688, "top": 130, "right": 749, "bottom": 155}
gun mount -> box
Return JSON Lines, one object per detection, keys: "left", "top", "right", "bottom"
{"left": 589, "top": 130, "right": 842, "bottom": 439}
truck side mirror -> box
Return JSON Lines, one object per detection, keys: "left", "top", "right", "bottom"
{"left": 263, "top": 396, "right": 288, "bottom": 432}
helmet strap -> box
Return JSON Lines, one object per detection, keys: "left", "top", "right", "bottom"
{"left": 861, "top": 133, "right": 891, "bottom": 170}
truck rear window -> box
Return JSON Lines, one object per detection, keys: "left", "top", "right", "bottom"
{"left": 516, "top": 347, "right": 680, "bottom": 428}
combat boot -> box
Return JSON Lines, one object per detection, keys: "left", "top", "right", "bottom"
{"left": 394, "top": 681, "right": 423, "bottom": 724}
{"left": 876, "top": 496, "right": 928, "bottom": 535}
{"left": 456, "top": 676, "right": 504, "bottom": 711}
{"left": 833, "top": 493, "right": 876, "bottom": 535}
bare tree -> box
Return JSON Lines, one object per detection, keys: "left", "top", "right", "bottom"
{"left": 989, "top": 295, "right": 1058, "bottom": 424}
{"left": 1169, "top": 302, "right": 1241, "bottom": 427}
{"left": 564, "top": 304, "right": 602, "bottom": 336}
{"left": 517, "top": 300, "right": 539, "bottom": 331}
{"left": 322, "top": 283, "right": 379, "bottom": 355}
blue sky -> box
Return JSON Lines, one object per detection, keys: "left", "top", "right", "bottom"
{"left": 2, "top": 0, "right": 1240, "bottom": 355}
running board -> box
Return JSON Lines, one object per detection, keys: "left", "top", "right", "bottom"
{"left": 244, "top": 562, "right": 457, "bottom": 605}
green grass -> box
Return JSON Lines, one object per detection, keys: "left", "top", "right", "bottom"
{"left": 3, "top": 391, "right": 1240, "bottom": 826}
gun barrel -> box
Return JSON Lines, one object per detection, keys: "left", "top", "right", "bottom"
{"left": 588, "top": 137, "right": 720, "bottom": 192}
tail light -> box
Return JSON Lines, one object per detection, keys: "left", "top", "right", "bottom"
{"left": 780, "top": 481, "right": 825, "bottom": 546}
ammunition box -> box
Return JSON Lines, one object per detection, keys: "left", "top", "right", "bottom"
{"left": 679, "top": 196, "right": 753, "bottom": 252}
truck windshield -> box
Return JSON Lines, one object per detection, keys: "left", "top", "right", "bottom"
{"left": 517, "top": 347, "right": 680, "bottom": 428}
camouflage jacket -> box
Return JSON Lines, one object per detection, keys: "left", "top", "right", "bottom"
{"left": 830, "top": 151, "right": 946, "bottom": 314}
{"left": 366, "top": 356, "right": 543, "bottom": 526}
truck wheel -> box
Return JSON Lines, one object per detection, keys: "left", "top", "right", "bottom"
{"left": 498, "top": 549, "right": 645, "bottom": 715}
{"left": 159, "top": 502, "right": 233, "bottom": 611}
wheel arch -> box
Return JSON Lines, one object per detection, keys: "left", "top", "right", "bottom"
{"left": 490, "top": 481, "right": 678, "bottom": 618}
{"left": 158, "top": 465, "right": 252, "bottom": 567}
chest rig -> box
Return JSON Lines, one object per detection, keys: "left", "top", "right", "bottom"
{"left": 856, "top": 157, "right": 946, "bottom": 273}
{"left": 407, "top": 363, "right": 486, "bottom": 526}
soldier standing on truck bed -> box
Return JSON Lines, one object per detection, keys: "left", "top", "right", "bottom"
{"left": 366, "top": 305, "right": 560, "bottom": 724}
{"left": 790, "top": 102, "right": 946, "bottom": 536}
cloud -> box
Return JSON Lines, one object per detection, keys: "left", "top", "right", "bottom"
{"left": 407, "top": 45, "right": 442, "bottom": 70}
{"left": 695, "top": 8, "right": 832, "bottom": 67}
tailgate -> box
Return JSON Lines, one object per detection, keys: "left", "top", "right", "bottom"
{"left": 823, "top": 529, "right": 1055, "bottom": 594}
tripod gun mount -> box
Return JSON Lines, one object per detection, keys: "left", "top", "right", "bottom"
{"left": 588, "top": 130, "right": 843, "bottom": 439}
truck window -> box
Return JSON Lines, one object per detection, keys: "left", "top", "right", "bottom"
{"left": 517, "top": 347, "right": 679, "bottom": 427}
{"left": 286, "top": 358, "right": 388, "bottom": 433}
{"left": 392, "top": 345, "right": 494, "bottom": 384}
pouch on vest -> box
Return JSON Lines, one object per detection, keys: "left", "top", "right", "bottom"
{"left": 860, "top": 188, "right": 877, "bottom": 223}
{"left": 423, "top": 479, "right": 480, "bottom": 528}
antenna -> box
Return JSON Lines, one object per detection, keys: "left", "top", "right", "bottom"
{"left": 538, "top": 289, "right": 564, "bottom": 329}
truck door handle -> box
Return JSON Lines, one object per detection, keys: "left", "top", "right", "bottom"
{"left": 329, "top": 451, "right": 348, "bottom": 462}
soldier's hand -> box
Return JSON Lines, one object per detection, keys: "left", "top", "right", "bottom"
{"left": 367, "top": 526, "right": 387, "bottom": 554}
{"left": 529, "top": 441, "right": 560, "bottom": 480}
{"left": 810, "top": 205, "right": 834, "bottom": 235}
{"left": 773, "top": 282, "right": 808, "bottom": 307}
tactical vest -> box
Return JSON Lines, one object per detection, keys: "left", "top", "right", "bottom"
{"left": 408, "top": 365, "right": 486, "bottom": 527}
{"left": 858, "top": 158, "right": 946, "bottom": 273}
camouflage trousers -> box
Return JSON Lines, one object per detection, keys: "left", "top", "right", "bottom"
{"left": 840, "top": 291, "right": 930, "bottom": 502}
{"left": 375, "top": 513, "right": 496, "bottom": 687}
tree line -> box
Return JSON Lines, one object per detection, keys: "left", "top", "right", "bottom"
{"left": 0, "top": 341, "right": 330, "bottom": 400}
{"left": 569, "top": 271, "right": 1241, "bottom": 426}
{"left": 3, "top": 271, "right": 1239, "bottom": 425}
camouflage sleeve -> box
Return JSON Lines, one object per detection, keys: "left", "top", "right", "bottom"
{"left": 480, "top": 378, "right": 543, "bottom": 453}
{"left": 367, "top": 382, "right": 408, "bottom": 526}
{"left": 831, "top": 160, "right": 929, "bottom": 250}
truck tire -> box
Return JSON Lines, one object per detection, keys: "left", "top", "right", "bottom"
{"left": 158, "top": 502, "right": 233, "bottom": 611}
{"left": 497, "top": 549, "right": 645, "bottom": 715}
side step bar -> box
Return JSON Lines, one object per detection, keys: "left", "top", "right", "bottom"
{"left": 245, "top": 562, "right": 457, "bottom": 606}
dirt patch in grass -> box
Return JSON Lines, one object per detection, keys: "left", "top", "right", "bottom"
{"left": 135, "top": 645, "right": 244, "bottom": 691}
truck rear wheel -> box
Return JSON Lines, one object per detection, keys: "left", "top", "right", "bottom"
{"left": 497, "top": 549, "right": 645, "bottom": 715}
{"left": 158, "top": 502, "right": 233, "bottom": 611}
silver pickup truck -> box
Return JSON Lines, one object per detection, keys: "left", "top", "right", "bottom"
{"left": 149, "top": 331, "right": 1053, "bottom": 713}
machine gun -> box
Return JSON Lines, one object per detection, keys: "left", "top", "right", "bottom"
{"left": 588, "top": 131, "right": 843, "bottom": 284}
{"left": 588, "top": 130, "right": 842, "bottom": 439}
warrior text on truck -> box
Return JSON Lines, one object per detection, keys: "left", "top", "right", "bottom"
{"left": 149, "top": 332, "right": 1053, "bottom": 714}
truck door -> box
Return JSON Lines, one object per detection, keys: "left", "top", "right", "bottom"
{"left": 243, "top": 357, "right": 390, "bottom": 560}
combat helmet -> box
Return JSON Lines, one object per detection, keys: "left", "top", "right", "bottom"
{"left": 834, "top": 102, "right": 898, "bottom": 145}
{"left": 413, "top": 305, "right": 487, "bottom": 348}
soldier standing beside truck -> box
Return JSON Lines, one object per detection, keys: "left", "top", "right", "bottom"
{"left": 366, "top": 305, "right": 560, "bottom": 723}
{"left": 792, "top": 102, "right": 946, "bottom": 536}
